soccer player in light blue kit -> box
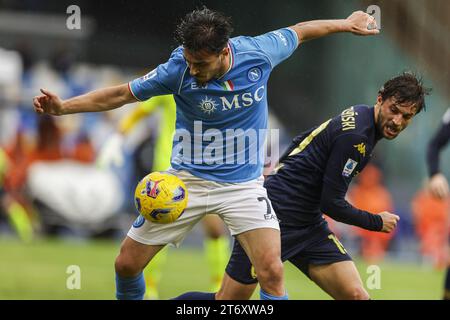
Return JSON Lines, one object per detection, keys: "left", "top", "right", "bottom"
{"left": 33, "top": 7, "right": 379, "bottom": 300}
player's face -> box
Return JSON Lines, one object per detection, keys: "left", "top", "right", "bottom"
{"left": 184, "top": 47, "right": 229, "bottom": 84}
{"left": 375, "top": 95, "right": 417, "bottom": 140}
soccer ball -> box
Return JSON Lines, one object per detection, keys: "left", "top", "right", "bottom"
{"left": 134, "top": 172, "right": 188, "bottom": 224}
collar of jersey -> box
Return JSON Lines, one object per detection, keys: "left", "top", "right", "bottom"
{"left": 217, "top": 41, "right": 234, "bottom": 80}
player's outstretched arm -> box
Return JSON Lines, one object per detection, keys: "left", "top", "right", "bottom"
{"left": 426, "top": 110, "right": 450, "bottom": 199}
{"left": 290, "top": 10, "right": 379, "bottom": 43}
{"left": 428, "top": 173, "right": 449, "bottom": 199}
{"left": 33, "top": 83, "right": 137, "bottom": 116}
{"left": 320, "top": 135, "right": 386, "bottom": 232}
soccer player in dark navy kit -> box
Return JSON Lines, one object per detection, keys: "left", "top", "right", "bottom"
{"left": 175, "top": 73, "right": 430, "bottom": 300}
{"left": 426, "top": 108, "right": 450, "bottom": 300}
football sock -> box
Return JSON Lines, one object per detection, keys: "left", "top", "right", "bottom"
{"left": 205, "top": 236, "right": 229, "bottom": 291}
{"left": 143, "top": 247, "right": 168, "bottom": 299}
{"left": 115, "top": 272, "right": 145, "bottom": 300}
{"left": 172, "top": 292, "right": 216, "bottom": 300}
{"left": 260, "top": 289, "right": 288, "bottom": 300}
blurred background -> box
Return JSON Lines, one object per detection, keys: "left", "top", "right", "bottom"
{"left": 0, "top": 0, "right": 449, "bottom": 299}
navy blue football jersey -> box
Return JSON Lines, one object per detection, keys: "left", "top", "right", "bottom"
{"left": 265, "top": 105, "right": 383, "bottom": 230}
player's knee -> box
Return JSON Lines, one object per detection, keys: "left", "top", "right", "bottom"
{"left": 114, "top": 254, "right": 142, "bottom": 278}
{"left": 344, "top": 286, "right": 370, "bottom": 300}
{"left": 256, "top": 257, "right": 284, "bottom": 285}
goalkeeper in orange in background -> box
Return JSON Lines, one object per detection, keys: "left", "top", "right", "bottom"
{"left": 97, "top": 94, "right": 230, "bottom": 299}
{"left": 348, "top": 164, "right": 395, "bottom": 263}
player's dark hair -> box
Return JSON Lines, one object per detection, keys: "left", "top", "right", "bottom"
{"left": 175, "top": 7, "right": 233, "bottom": 54}
{"left": 378, "top": 72, "right": 431, "bottom": 113}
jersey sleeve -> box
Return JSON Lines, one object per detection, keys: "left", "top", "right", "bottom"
{"left": 128, "top": 48, "right": 186, "bottom": 101}
{"left": 320, "top": 134, "right": 383, "bottom": 231}
{"left": 427, "top": 108, "right": 450, "bottom": 176}
{"left": 252, "top": 28, "right": 298, "bottom": 68}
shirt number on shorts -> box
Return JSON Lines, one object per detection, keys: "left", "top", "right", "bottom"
{"left": 257, "top": 197, "right": 277, "bottom": 221}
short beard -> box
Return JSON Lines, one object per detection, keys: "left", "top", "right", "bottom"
{"left": 375, "top": 107, "right": 385, "bottom": 138}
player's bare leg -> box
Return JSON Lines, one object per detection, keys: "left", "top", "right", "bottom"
{"left": 308, "top": 260, "right": 370, "bottom": 300}
{"left": 115, "top": 236, "right": 164, "bottom": 277}
{"left": 235, "top": 228, "right": 285, "bottom": 298}
{"left": 215, "top": 272, "right": 257, "bottom": 300}
{"left": 114, "top": 236, "right": 165, "bottom": 299}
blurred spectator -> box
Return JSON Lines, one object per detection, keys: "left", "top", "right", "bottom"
{"left": 1, "top": 114, "right": 99, "bottom": 239}
{"left": 348, "top": 164, "right": 395, "bottom": 263}
{"left": 1, "top": 115, "right": 63, "bottom": 241}
{"left": 1, "top": 127, "right": 34, "bottom": 242}
{"left": 411, "top": 185, "right": 449, "bottom": 269}
{"left": 15, "top": 42, "right": 35, "bottom": 74}
{"left": 0, "top": 41, "right": 136, "bottom": 241}
{"left": 50, "top": 45, "right": 74, "bottom": 77}
{"left": 0, "top": 147, "right": 9, "bottom": 219}
{"left": 70, "top": 132, "right": 96, "bottom": 163}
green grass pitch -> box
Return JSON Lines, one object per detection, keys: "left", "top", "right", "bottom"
{"left": 0, "top": 238, "right": 445, "bottom": 300}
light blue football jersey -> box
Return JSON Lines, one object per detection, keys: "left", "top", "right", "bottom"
{"left": 129, "top": 27, "right": 298, "bottom": 182}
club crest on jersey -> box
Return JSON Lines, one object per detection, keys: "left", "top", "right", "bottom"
{"left": 198, "top": 96, "right": 218, "bottom": 114}
{"left": 353, "top": 143, "right": 366, "bottom": 157}
{"left": 247, "top": 67, "right": 262, "bottom": 82}
{"left": 342, "top": 158, "right": 358, "bottom": 177}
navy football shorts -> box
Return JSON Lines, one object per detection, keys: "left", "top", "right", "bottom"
{"left": 225, "top": 219, "right": 352, "bottom": 284}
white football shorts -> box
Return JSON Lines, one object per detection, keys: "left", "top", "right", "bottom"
{"left": 127, "top": 168, "right": 280, "bottom": 247}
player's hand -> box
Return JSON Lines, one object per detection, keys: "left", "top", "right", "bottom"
{"left": 428, "top": 173, "right": 450, "bottom": 200}
{"left": 96, "top": 133, "right": 125, "bottom": 169}
{"left": 379, "top": 211, "right": 400, "bottom": 233}
{"left": 346, "top": 11, "right": 380, "bottom": 36}
{"left": 33, "top": 88, "right": 64, "bottom": 115}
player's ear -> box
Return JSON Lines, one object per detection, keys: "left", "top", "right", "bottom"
{"left": 376, "top": 95, "right": 383, "bottom": 105}
{"left": 221, "top": 46, "right": 229, "bottom": 56}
